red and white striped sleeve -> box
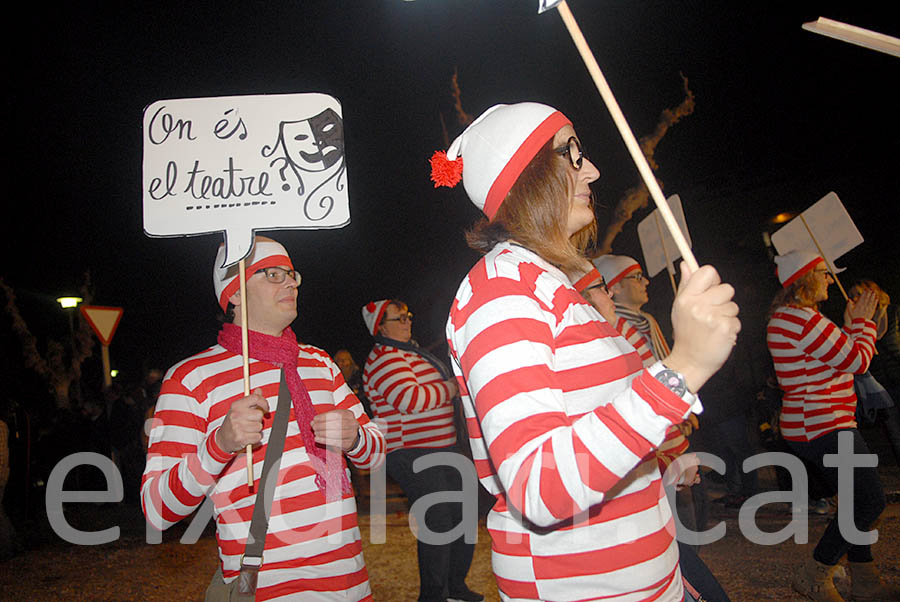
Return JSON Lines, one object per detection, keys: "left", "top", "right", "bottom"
{"left": 615, "top": 317, "right": 655, "bottom": 367}
{"left": 141, "top": 354, "right": 234, "bottom": 531}
{"left": 655, "top": 425, "right": 689, "bottom": 475}
{"left": 608, "top": 316, "right": 688, "bottom": 474}
{"left": 323, "top": 352, "right": 386, "bottom": 470}
{"left": 364, "top": 346, "right": 454, "bottom": 415}
{"left": 448, "top": 267, "right": 696, "bottom": 528}
{"left": 772, "top": 307, "right": 876, "bottom": 374}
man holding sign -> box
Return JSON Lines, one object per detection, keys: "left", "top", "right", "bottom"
{"left": 142, "top": 237, "right": 385, "bottom": 601}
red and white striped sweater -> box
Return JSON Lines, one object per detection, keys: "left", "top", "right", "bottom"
{"left": 612, "top": 316, "right": 689, "bottom": 473}
{"left": 363, "top": 344, "right": 456, "bottom": 453}
{"left": 767, "top": 305, "right": 876, "bottom": 442}
{"left": 446, "top": 243, "right": 701, "bottom": 602}
{"left": 613, "top": 316, "right": 655, "bottom": 366}
{"left": 142, "top": 342, "right": 385, "bottom": 601}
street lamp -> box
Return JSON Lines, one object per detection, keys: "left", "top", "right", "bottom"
{"left": 56, "top": 295, "right": 84, "bottom": 403}
{"left": 56, "top": 296, "right": 83, "bottom": 334}
{"left": 56, "top": 296, "right": 83, "bottom": 309}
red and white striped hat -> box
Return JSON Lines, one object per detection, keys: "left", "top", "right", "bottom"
{"left": 570, "top": 266, "right": 604, "bottom": 293}
{"left": 213, "top": 238, "right": 293, "bottom": 311}
{"left": 592, "top": 255, "right": 641, "bottom": 289}
{"left": 362, "top": 299, "right": 391, "bottom": 336}
{"left": 774, "top": 250, "right": 825, "bottom": 288}
{"left": 430, "top": 102, "right": 571, "bottom": 220}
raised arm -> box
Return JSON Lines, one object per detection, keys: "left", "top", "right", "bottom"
{"left": 775, "top": 307, "right": 877, "bottom": 375}
{"left": 450, "top": 282, "right": 696, "bottom": 527}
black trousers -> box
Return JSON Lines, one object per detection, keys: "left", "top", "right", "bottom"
{"left": 386, "top": 446, "right": 476, "bottom": 602}
{"left": 788, "top": 428, "right": 886, "bottom": 564}
{"left": 678, "top": 542, "right": 730, "bottom": 601}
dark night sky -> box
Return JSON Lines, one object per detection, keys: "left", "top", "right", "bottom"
{"left": 3, "top": 1, "right": 898, "bottom": 398}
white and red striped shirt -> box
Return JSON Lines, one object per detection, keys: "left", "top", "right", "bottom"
{"left": 363, "top": 344, "right": 456, "bottom": 453}
{"left": 611, "top": 317, "right": 688, "bottom": 473}
{"left": 142, "top": 342, "right": 385, "bottom": 602}
{"left": 614, "top": 316, "right": 655, "bottom": 366}
{"left": 446, "top": 243, "right": 701, "bottom": 602}
{"left": 767, "top": 305, "right": 876, "bottom": 442}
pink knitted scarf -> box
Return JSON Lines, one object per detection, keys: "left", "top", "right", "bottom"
{"left": 217, "top": 323, "right": 351, "bottom": 498}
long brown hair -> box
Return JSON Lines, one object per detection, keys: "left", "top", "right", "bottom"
{"left": 465, "top": 139, "right": 595, "bottom": 273}
{"left": 767, "top": 270, "right": 821, "bottom": 319}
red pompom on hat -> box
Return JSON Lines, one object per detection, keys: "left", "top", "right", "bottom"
{"left": 361, "top": 300, "right": 391, "bottom": 336}
{"left": 430, "top": 102, "right": 571, "bottom": 220}
{"left": 430, "top": 151, "right": 463, "bottom": 188}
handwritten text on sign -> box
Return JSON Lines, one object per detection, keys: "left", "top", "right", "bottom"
{"left": 142, "top": 93, "right": 349, "bottom": 267}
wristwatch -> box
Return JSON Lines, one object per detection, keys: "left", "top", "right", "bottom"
{"left": 649, "top": 362, "right": 688, "bottom": 398}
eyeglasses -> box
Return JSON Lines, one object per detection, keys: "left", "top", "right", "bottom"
{"left": 584, "top": 279, "right": 608, "bottom": 294}
{"left": 621, "top": 273, "right": 647, "bottom": 282}
{"left": 383, "top": 312, "right": 413, "bottom": 324}
{"left": 255, "top": 267, "right": 301, "bottom": 285}
{"left": 555, "top": 136, "right": 584, "bottom": 171}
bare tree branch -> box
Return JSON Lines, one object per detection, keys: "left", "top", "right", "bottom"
{"left": 594, "top": 73, "right": 696, "bottom": 256}
{"left": 451, "top": 68, "right": 472, "bottom": 128}
{"left": 0, "top": 274, "right": 95, "bottom": 409}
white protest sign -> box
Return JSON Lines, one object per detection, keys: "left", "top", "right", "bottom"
{"left": 637, "top": 194, "right": 692, "bottom": 278}
{"left": 143, "top": 93, "right": 349, "bottom": 268}
{"left": 770, "top": 191, "right": 863, "bottom": 272}
{"left": 538, "top": 0, "right": 564, "bottom": 13}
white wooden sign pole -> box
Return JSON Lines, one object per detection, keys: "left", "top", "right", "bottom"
{"left": 554, "top": 1, "right": 699, "bottom": 273}
{"left": 238, "top": 260, "right": 255, "bottom": 486}
{"left": 799, "top": 215, "right": 849, "bottom": 302}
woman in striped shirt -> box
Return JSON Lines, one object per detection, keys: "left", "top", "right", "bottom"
{"left": 430, "top": 102, "right": 739, "bottom": 602}
{"left": 766, "top": 250, "right": 896, "bottom": 602}
{"left": 361, "top": 299, "right": 481, "bottom": 602}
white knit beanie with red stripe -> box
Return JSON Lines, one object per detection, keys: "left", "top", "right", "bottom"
{"left": 213, "top": 238, "right": 294, "bottom": 311}
{"left": 570, "top": 266, "right": 604, "bottom": 293}
{"left": 591, "top": 255, "right": 641, "bottom": 289}
{"left": 361, "top": 300, "right": 391, "bottom": 336}
{"left": 430, "top": 102, "right": 571, "bottom": 220}
{"left": 774, "top": 250, "right": 825, "bottom": 288}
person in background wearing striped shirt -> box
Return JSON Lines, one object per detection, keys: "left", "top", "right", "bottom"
{"left": 592, "top": 255, "right": 703, "bottom": 536}
{"left": 430, "top": 102, "right": 740, "bottom": 602}
{"left": 568, "top": 264, "right": 727, "bottom": 601}
{"left": 143, "top": 237, "right": 385, "bottom": 601}
{"left": 767, "top": 250, "right": 898, "bottom": 602}
{"left": 361, "top": 299, "right": 482, "bottom": 602}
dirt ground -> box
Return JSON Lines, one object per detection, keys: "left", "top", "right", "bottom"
{"left": 2, "top": 468, "right": 898, "bottom": 601}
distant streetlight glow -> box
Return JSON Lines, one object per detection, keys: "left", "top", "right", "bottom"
{"left": 57, "top": 296, "right": 83, "bottom": 309}
{"left": 770, "top": 212, "right": 796, "bottom": 224}
{"left": 110, "top": 369, "right": 119, "bottom": 378}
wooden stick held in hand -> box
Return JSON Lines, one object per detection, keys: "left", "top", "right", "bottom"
{"left": 238, "top": 259, "right": 254, "bottom": 488}
{"left": 554, "top": 1, "right": 699, "bottom": 272}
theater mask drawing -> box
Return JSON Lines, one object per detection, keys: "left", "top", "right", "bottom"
{"left": 263, "top": 107, "right": 346, "bottom": 221}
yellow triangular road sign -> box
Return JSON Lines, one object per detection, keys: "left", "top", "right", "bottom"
{"left": 80, "top": 305, "right": 124, "bottom": 346}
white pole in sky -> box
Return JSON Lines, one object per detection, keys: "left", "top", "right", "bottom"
{"left": 549, "top": 1, "right": 699, "bottom": 272}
